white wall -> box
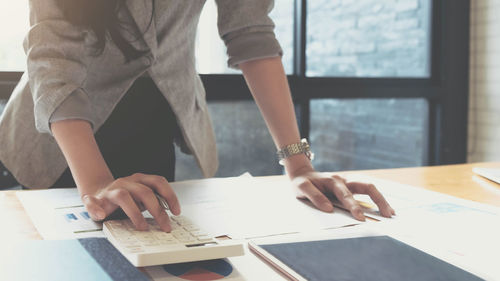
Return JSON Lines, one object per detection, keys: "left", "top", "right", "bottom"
{"left": 468, "top": 0, "right": 500, "bottom": 162}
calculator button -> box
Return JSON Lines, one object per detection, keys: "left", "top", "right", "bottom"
{"left": 173, "top": 216, "right": 191, "bottom": 224}
{"left": 197, "top": 236, "right": 214, "bottom": 242}
{"left": 173, "top": 230, "right": 190, "bottom": 237}
{"left": 116, "top": 235, "right": 136, "bottom": 242}
{"left": 190, "top": 230, "right": 209, "bottom": 237}
{"left": 183, "top": 224, "right": 200, "bottom": 231}
{"left": 178, "top": 236, "right": 197, "bottom": 243}
{"left": 155, "top": 232, "right": 174, "bottom": 240}
{"left": 137, "top": 236, "right": 155, "bottom": 243}
{"left": 172, "top": 229, "right": 187, "bottom": 235}
{"left": 160, "top": 239, "right": 177, "bottom": 245}
{"left": 143, "top": 241, "right": 162, "bottom": 246}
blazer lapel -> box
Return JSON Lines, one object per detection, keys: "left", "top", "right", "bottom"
{"left": 125, "top": 0, "right": 158, "bottom": 53}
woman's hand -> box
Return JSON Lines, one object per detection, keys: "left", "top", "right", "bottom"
{"left": 289, "top": 166, "right": 395, "bottom": 221}
{"left": 81, "top": 173, "right": 181, "bottom": 232}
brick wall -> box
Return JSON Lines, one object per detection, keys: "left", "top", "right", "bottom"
{"left": 310, "top": 98, "right": 428, "bottom": 172}
{"left": 307, "top": 0, "right": 431, "bottom": 77}
{"left": 468, "top": 1, "right": 500, "bottom": 162}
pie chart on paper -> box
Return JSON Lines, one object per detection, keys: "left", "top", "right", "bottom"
{"left": 162, "top": 259, "right": 233, "bottom": 281}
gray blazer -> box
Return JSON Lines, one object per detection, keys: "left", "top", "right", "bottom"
{"left": 0, "top": 0, "right": 282, "bottom": 188}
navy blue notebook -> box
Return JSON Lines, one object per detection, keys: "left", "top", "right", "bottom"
{"left": 0, "top": 238, "right": 149, "bottom": 281}
{"left": 255, "top": 236, "right": 483, "bottom": 281}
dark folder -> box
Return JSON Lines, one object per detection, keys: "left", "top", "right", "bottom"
{"left": 251, "top": 235, "right": 483, "bottom": 281}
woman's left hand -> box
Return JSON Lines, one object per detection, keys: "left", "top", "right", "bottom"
{"left": 289, "top": 167, "right": 396, "bottom": 221}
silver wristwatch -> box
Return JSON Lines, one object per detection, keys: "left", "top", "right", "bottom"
{"left": 277, "top": 138, "right": 315, "bottom": 165}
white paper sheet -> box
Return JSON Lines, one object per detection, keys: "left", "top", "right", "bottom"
{"left": 174, "top": 176, "right": 361, "bottom": 239}
{"left": 344, "top": 174, "right": 500, "bottom": 220}
{"left": 16, "top": 189, "right": 104, "bottom": 239}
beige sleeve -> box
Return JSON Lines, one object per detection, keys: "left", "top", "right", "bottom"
{"left": 26, "top": 0, "right": 89, "bottom": 134}
{"left": 49, "top": 89, "right": 95, "bottom": 129}
{"left": 215, "top": 0, "right": 283, "bottom": 69}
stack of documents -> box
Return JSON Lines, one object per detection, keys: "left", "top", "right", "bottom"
{"left": 16, "top": 173, "right": 500, "bottom": 280}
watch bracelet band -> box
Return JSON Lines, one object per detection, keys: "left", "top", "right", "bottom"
{"left": 277, "top": 138, "right": 314, "bottom": 165}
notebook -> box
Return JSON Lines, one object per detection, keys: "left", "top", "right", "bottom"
{"left": 0, "top": 238, "right": 149, "bottom": 281}
{"left": 249, "top": 235, "right": 483, "bottom": 281}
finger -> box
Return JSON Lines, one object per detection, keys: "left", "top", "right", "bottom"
{"left": 107, "top": 185, "right": 149, "bottom": 231}
{"left": 134, "top": 174, "right": 181, "bottom": 216}
{"left": 82, "top": 195, "right": 106, "bottom": 221}
{"left": 295, "top": 178, "right": 334, "bottom": 212}
{"left": 324, "top": 177, "right": 365, "bottom": 221}
{"left": 347, "top": 182, "right": 395, "bottom": 217}
{"left": 128, "top": 183, "right": 172, "bottom": 232}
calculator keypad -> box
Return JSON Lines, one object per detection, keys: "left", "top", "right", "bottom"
{"left": 104, "top": 216, "right": 215, "bottom": 253}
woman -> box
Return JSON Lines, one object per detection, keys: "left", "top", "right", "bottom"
{"left": 0, "top": 0, "right": 394, "bottom": 232}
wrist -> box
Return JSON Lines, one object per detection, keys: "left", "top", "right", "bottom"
{"left": 284, "top": 153, "right": 314, "bottom": 178}
{"left": 78, "top": 176, "right": 114, "bottom": 199}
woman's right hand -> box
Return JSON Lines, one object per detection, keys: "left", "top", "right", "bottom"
{"left": 81, "top": 173, "right": 181, "bottom": 232}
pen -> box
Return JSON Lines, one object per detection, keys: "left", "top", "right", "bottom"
{"left": 154, "top": 191, "right": 170, "bottom": 210}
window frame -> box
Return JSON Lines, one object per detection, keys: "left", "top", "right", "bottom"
{"left": 201, "top": 0, "right": 470, "bottom": 166}
{"left": 0, "top": 0, "right": 470, "bottom": 167}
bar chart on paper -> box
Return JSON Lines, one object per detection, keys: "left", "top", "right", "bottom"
{"left": 16, "top": 189, "right": 103, "bottom": 239}
{"left": 54, "top": 206, "right": 102, "bottom": 234}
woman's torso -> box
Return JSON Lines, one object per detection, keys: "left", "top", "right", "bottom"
{"left": 0, "top": 0, "right": 218, "bottom": 188}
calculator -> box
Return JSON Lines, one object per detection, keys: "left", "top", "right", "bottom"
{"left": 103, "top": 215, "right": 244, "bottom": 267}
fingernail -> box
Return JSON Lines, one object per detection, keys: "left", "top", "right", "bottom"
{"left": 172, "top": 205, "right": 181, "bottom": 216}
{"left": 164, "top": 224, "right": 172, "bottom": 233}
{"left": 322, "top": 202, "right": 334, "bottom": 212}
{"left": 96, "top": 211, "right": 105, "bottom": 220}
{"left": 356, "top": 209, "right": 366, "bottom": 221}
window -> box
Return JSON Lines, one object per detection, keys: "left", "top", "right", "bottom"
{"left": 307, "top": 0, "right": 432, "bottom": 77}
{"left": 195, "top": 0, "right": 469, "bottom": 177}
{"left": 310, "top": 98, "right": 429, "bottom": 172}
{"left": 195, "top": 0, "right": 294, "bottom": 74}
{"left": 0, "top": 1, "right": 28, "bottom": 71}
{"left": 301, "top": 0, "right": 433, "bottom": 175}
